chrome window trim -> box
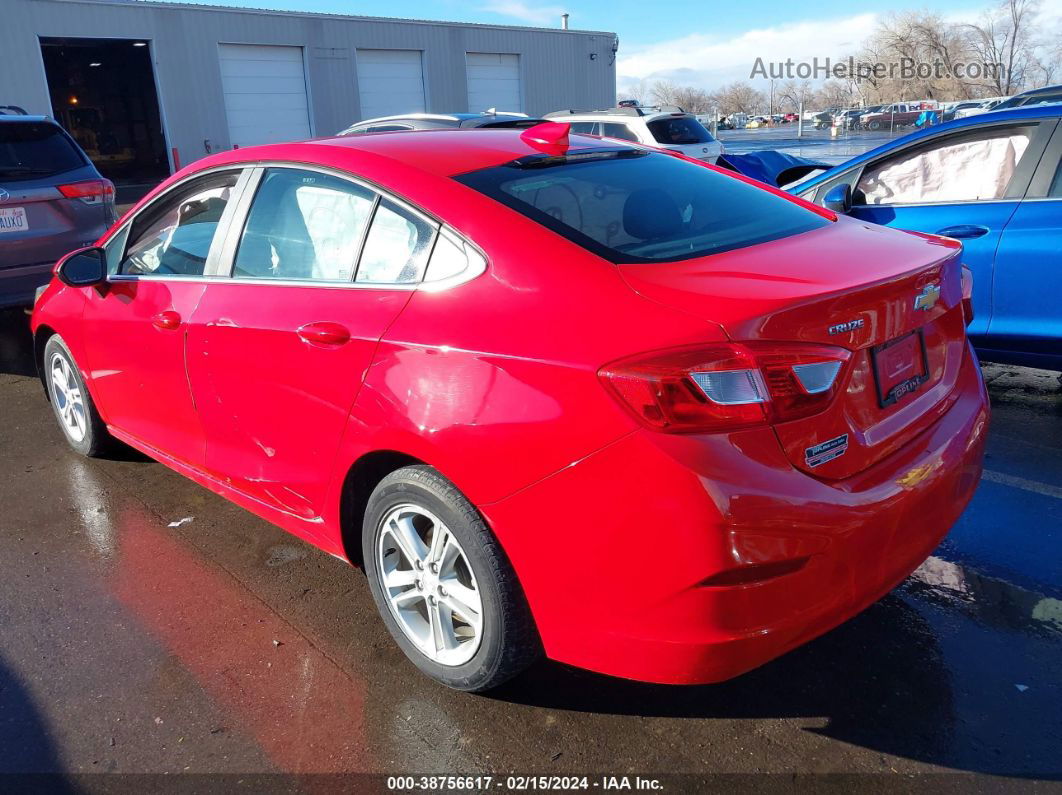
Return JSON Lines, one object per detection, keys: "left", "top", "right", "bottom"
{"left": 104, "top": 164, "right": 251, "bottom": 276}
{"left": 104, "top": 159, "right": 489, "bottom": 292}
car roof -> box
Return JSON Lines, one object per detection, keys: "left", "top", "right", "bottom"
{"left": 176, "top": 127, "right": 624, "bottom": 180}
{"left": 350, "top": 112, "right": 528, "bottom": 126}
{"left": 795, "top": 104, "right": 1062, "bottom": 191}
{"left": 1013, "top": 84, "right": 1062, "bottom": 97}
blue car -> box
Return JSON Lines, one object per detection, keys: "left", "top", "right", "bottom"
{"left": 786, "top": 106, "right": 1062, "bottom": 371}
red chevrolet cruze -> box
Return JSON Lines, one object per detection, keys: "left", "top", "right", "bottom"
{"left": 31, "top": 124, "right": 988, "bottom": 691}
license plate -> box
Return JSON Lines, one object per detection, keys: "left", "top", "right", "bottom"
{"left": 0, "top": 207, "right": 28, "bottom": 233}
{"left": 871, "top": 329, "right": 929, "bottom": 408}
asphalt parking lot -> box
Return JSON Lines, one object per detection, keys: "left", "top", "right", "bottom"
{"left": 718, "top": 126, "right": 908, "bottom": 165}
{"left": 1, "top": 295, "right": 1060, "bottom": 789}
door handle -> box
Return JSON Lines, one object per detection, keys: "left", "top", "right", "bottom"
{"left": 152, "top": 310, "right": 182, "bottom": 330}
{"left": 936, "top": 224, "right": 990, "bottom": 240}
{"left": 297, "top": 321, "right": 351, "bottom": 347}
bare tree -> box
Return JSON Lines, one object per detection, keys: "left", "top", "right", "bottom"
{"left": 776, "top": 80, "right": 813, "bottom": 112}
{"left": 964, "top": 0, "right": 1040, "bottom": 94}
{"left": 710, "top": 81, "right": 767, "bottom": 115}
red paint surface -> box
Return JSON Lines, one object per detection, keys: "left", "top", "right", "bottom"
{"left": 33, "top": 130, "right": 988, "bottom": 684}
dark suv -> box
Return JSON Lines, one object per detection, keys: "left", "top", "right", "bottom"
{"left": 0, "top": 108, "right": 116, "bottom": 308}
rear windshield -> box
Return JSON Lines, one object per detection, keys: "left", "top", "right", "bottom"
{"left": 455, "top": 150, "right": 829, "bottom": 263}
{"left": 647, "top": 116, "right": 715, "bottom": 145}
{"left": 0, "top": 121, "right": 86, "bottom": 181}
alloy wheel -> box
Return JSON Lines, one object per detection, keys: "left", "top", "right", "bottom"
{"left": 50, "top": 352, "right": 87, "bottom": 443}
{"left": 376, "top": 504, "right": 483, "bottom": 666}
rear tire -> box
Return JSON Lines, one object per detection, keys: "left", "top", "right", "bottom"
{"left": 43, "top": 335, "right": 112, "bottom": 457}
{"left": 362, "top": 465, "right": 541, "bottom": 691}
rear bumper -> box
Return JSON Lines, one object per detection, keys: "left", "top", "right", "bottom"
{"left": 481, "top": 340, "right": 989, "bottom": 684}
{"left": 0, "top": 262, "right": 53, "bottom": 309}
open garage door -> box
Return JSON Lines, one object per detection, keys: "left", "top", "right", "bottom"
{"left": 356, "top": 50, "right": 426, "bottom": 121}
{"left": 466, "top": 53, "right": 522, "bottom": 113}
{"left": 39, "top": 37, "right": 169, "bottom": 198}
{"left": 219, "top": 44, "right": 311, "bottom": 148}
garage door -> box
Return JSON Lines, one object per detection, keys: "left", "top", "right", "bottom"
{"left": 356, "top": 49, "right": 426, "bottom": 121}
{"left": 218, "top": 44, "right": 311, "bottom": 148}
{"left": 466, "top": 53, "right": 521, "bottom": 113}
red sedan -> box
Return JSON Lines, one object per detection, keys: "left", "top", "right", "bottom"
{"left": 31, "top": 124, "right": 988, "bottom": 691}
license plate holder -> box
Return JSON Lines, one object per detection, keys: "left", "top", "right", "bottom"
{"left": 0, "top": 206, "right": 28, "bottom": 233}
{"left": 871, "top": 329, "right": 929, "bottom": 408}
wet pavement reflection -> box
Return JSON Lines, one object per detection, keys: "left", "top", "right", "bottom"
{"left": 1, "top": 311, "right": 1060, "bottom": 779}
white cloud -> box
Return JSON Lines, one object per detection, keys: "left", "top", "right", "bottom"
{"left": 480, "top": 0, "right": 566, "bottom": 25}
{"left": 617, "top": 0, "right": 1062, "bottom": 96}
{"left": 617, "top": 12, "right": 880, "bottom": 94}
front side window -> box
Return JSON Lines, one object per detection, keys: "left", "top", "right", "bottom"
{"left": 1048, "top": 158, "right": 1062, "bottom": 198}
{"left": 356, "top": 199, "right": 437, "bottom": 284}
{"left": 120, "top": 171, "right": 239, "bottom": 276}
{"left": 455, "top": 150, "right": 828, "bottom": 264}
{"left": 233, "top": 168, "right": 375, "bottom": 282}
{"left": 647, "top": 117, "right": 715, "bottom": 145}
{"left": 855, "top": 125, "right": 1035, "bottom": 205}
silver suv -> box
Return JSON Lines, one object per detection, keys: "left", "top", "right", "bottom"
{"left": 0, "top": 108, "right": 116, "bottom": 308}
{"left": 544, "top": 106, "right": 725, "bottom": 163}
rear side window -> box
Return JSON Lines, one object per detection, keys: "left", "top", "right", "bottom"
{"left": 455, "top": 150, "right": 828, "bottom": 263}
{"left": 0, "top": 122, "right": 85, "bottom": 181}
{"left": 647, "top": 117, "right": 715, "bottom": 145}
{"left": 356, "top": 199, "right": 436, "bottom": 284}
{"left": 600, "top": 123, "right": 639, "bottom": 142}
{"left": 233, "top": 168, "right": 375, "bottom": 282}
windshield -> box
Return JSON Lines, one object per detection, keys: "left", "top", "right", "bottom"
{"left": 0, "top": 122, "right": 85, "bottom": 180}
{"left": 647, "top": 116, "right": 715, "bottom": 145}
{"left": 455, "top": 150, "right": 829, "bottom": 263}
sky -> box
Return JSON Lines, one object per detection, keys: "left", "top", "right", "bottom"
{"left": 147, "top": 0, "right": 1062, "bottom": 95}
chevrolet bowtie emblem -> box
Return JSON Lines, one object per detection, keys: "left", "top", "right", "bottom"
{"left": 914, "top": 284, "right": 940, "bottom": 311}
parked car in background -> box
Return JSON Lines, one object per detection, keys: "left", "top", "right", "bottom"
{"left": 1, "top": 108, "right": 116, "bottom": 308}
{"left": 790, "top": 105, "right": 1062, "bottom": 371}
{"left": 951, "top": 99, "right": 1002, "bottom": 120}
{"left": 942, "top": 101, "right": 986, "bottom": 122}
{"left": 544, "top": 106, "right": 724, "bottom": 162}
{"left": 339, "top": 111, "right": 546, "bottom": 135}
{"left": 860, "top": 103, "right": 923, "bottom": 130}
{"left": 30, "top": 123, "right": 986, "bottom": 691}
{"left": 991, "top": 85, "right": 1062, "bottom": 111}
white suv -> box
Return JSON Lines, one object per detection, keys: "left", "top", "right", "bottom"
{"left": 543, "top": 107, "right": 724, "bottom": 163}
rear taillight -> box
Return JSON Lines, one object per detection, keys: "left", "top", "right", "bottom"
{"left": 961, "top": 265, "right": 974, "bottom": 326}
{"left": 599, "top": 343, "right": 851, "bottom": 433}
{"left": 58, "top": 179, "right": 115, "bottom": 206}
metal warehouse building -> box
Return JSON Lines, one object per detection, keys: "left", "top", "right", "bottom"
{"left": 3, "top": 0, "right": 617, "bottom": 190}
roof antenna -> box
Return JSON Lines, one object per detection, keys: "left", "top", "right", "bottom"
{"left": 520, "top": 121, "right": 571, "bottom": 154}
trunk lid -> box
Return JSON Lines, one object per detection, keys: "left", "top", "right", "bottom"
{"left": 618, "top": 218, "right": 968, "bottom": 479}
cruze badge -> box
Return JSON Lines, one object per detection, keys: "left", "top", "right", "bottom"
{"left": 914, "top": 284, "right": 941, "bottom": 311}
{"left": 828, "top": 318, "right": 864, "bottom": 335}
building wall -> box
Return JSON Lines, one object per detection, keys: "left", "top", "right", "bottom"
{"left": 4, "top": 0, "right": 616, "bottom": 170}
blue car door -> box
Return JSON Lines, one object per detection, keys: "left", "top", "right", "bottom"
{"left": 843, "top": 120, "right": 1053, "bottom": 339}
{"left": 985, "top": 122, "right": 1062, "bottom": 369}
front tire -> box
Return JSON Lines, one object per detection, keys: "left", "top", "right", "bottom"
{"left": 43, "top": 335, "right": 112, "bottom": 457}
{"left": 362, "top": 465, "right": 541, "bottom": 691}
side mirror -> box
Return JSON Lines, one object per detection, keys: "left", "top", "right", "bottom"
{"left": 56, "top": 246, "right": 107, "bottom": 288}
{"left": 822, "top": 183, "right": 852, "bottom": 215}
